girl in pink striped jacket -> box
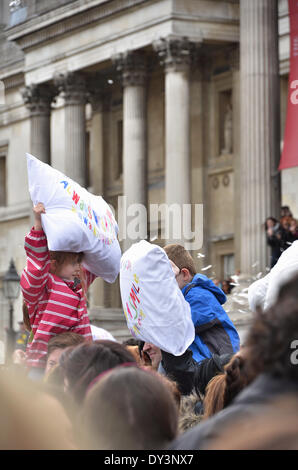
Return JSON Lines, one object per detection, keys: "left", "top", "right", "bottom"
{"left": 21, "top": 202, "right": 96, "bottom": 380}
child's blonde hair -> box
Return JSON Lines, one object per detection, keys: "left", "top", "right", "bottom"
{"left": 49, "top": 251, "right": 84, "bottom": 266}
{"left": 49, "top": 251, "right": 87, "bottom": 297}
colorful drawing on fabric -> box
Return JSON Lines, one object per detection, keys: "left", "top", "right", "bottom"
{"left": 120, "top": 259, "right": 132, "bottom": 271}
{"left": 60, "top": 180, "right": 117, "bottom": 245}
{"left": 123, "top": 273, "right": 146, "bottom": 338}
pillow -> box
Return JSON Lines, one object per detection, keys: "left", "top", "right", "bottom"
{"left": 90, "top": 325, "right": 117, "bottom": 342}
{"left": 26, "top": 153, "right": 121, "bottom": 282}
{"left": 264, "top": 240, "right": 298, "bottom": 310}
{"left": 248, "top": 240, "right": 298, "bottom": 311}
{"left": 120, "top": 240, "right": 195, "bottom": 356}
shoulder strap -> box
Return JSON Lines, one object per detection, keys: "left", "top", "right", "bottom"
{"left": 184, "top": 283, "right": 196, "bottom": 297}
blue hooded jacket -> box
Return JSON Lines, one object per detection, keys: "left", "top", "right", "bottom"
{"left": 182, "top": 274, "right": 240, "bottom": 363}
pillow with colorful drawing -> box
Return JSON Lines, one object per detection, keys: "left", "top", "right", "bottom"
{"left": 26, "top": 153, "right": 121, "bottom": 282}
{"left": 120, "top": 240, "right": 195, "bottom": 356}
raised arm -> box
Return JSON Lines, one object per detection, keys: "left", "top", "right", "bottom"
{"left": 20, "top": 203, "right": 50, "bottom": 309}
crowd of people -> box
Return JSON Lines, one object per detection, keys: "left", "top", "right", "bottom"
{"left": 265, "top": 205, "right": 298, "bottom": 268}
{"left": 213, "top": 277, "right": 238, "bottom": 295}
{"left": 1, "top": 200, "right": 298, "bottom": 451}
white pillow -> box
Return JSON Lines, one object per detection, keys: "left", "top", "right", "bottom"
{"left": 264, "top": 240, "right": 298, "bottom": 310}
{"left": 120, "top": 240, "right": 195, "bottom": 356}
{"left": 26, "top": 153, "right": 121, "bottom": 282}
{"left": 248, "top": 240, "right": 298, "bottom": 311}
{"left": 90, "top": 325, "right": 117, "bottom": 342}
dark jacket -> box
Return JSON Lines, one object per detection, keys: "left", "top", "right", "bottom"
{"left": 182, "top": 274, "right": 240, "bottom": 362}
{"left": 167, "top": 373, "right": 298, "bottom": 450}
{"left": 161, "top": 348, "right": 232, "bottom": 396}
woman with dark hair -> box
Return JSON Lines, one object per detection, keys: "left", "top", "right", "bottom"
{"left": 59, "top": 340, "right": 136, "bottom": 405}
{"left": 80, "top": 366, "right": 179, "bottom": 450}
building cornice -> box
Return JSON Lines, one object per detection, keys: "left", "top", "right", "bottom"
{"left": 6, "top": 0, "right": 149, "bottom": 51}
{"left": 1, "top": 72, "right": 24, "bottom": 90}
{"left": 6, "top": 0, "right": 241, "bottom": 54}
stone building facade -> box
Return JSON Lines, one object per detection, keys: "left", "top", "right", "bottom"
{"left": 0, "top": 0, "right": 296, "bottom": 347}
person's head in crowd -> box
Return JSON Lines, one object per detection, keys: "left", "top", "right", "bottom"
{"left": 213, "top": 278, "right": 221, "bottom": 287}
{"left": 221, "top": 280, "right": 232, "bottom": 295}
{"left": 59, "top": 340, "right": 136, "bottom": 405}
{"left": 164, "top": 244, "right": 196, "bottom": 289}
{"left": 0, "top": 370, "right": 75, "bottom": 450}
{"left": 142, "top": 342, "right": 162, "bottom": 370}
{"left": 281, "top": 205, "right": 293, "bottom": 218}
{"left": 264, "top": 216, "right": 278, "bottom": 231}
{"left": 80, "top": 366, "right": 179, "bottom": 450}
{"left": 207, "top": 394, "right": 298, "bottom": 450}
{"left": 280, "top": 216, "right": 292, "bottom": 232}
{"left": 49, "top": 250, "right": 84, "bottom": 280}
{"left": 48, "top": 248, "right": 88, "bottom": 299}
{"left": 203, "top": 349, "right": 256, "bottom": 419}
{"left": 244, "top": 273, "right": 298, "bottom": 382}
{"left": 45, "top": 332, "right": 86, "bottom": 377}
{"left": 122, "top": 338, "right": 145, "bottom": 365}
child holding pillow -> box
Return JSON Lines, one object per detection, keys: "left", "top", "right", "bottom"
{"left": 164, "top": 244, "right": 240, "bottom": 363}
{"left": 21, "top": 202, "right": 96, "bottom": 380}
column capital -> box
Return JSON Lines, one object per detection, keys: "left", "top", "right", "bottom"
{"left": 54, "top": 72, "right": 87, "bottom": 105}
{"left": 153, "top": 36, "right": 195, "bottom": 72}
{"left": 21, "top": 83, "right": 56, "bottom": 116}
{"left": 113, "top": 51, "right": 147, "bottom": 87}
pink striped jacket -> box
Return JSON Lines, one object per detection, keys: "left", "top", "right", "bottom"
{"left": 21, "top": 228, "right": 95, "bottom": 369}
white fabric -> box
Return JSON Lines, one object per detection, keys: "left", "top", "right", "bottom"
{"left": 248, "top": 276, "right": 270, "bottom": 312}
{"left": 248, "top": 240, "right": 298, "bottom": 311}
{"left": 90, "top": 325, "right": 117, "bottom": 342}
{"left": 120, "top": 240, "right": 195, "bottom": 356}
{"left": 26, "top": 153, "right": 121, "bottom": 282}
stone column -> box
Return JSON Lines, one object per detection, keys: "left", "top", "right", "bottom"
{"left": 21, "top": 84, "right": 54, "bottom": 163}
{"left": 154, "top": 37, "right": 193, "bottom": 244}
{"left": 87, "top": 77, "right": 108, "bottom": 309}
{"left": 114, "top": 51, "right": 147, "bottom": 249}
{"left": 240, "top": 0, "right": 280, "bottom": 275}
{"left": 55, "top": 72, "right": 87, "bottom": 186}
{"left": 88, "top": 76, "right": 107, "bottom": 196}
{"left": 229, "top": 47, "right": 242, "bottom": 273}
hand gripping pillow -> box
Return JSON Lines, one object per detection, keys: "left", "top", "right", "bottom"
{"left": 26, "top": 153, "right": 121, "bottom": 282}
{"left": 120, "top": 240, "right": 195, "bottom": 356}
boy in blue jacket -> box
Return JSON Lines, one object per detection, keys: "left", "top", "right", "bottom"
{"left": 164, "top": 244, "right": 240, "bottom": 363}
